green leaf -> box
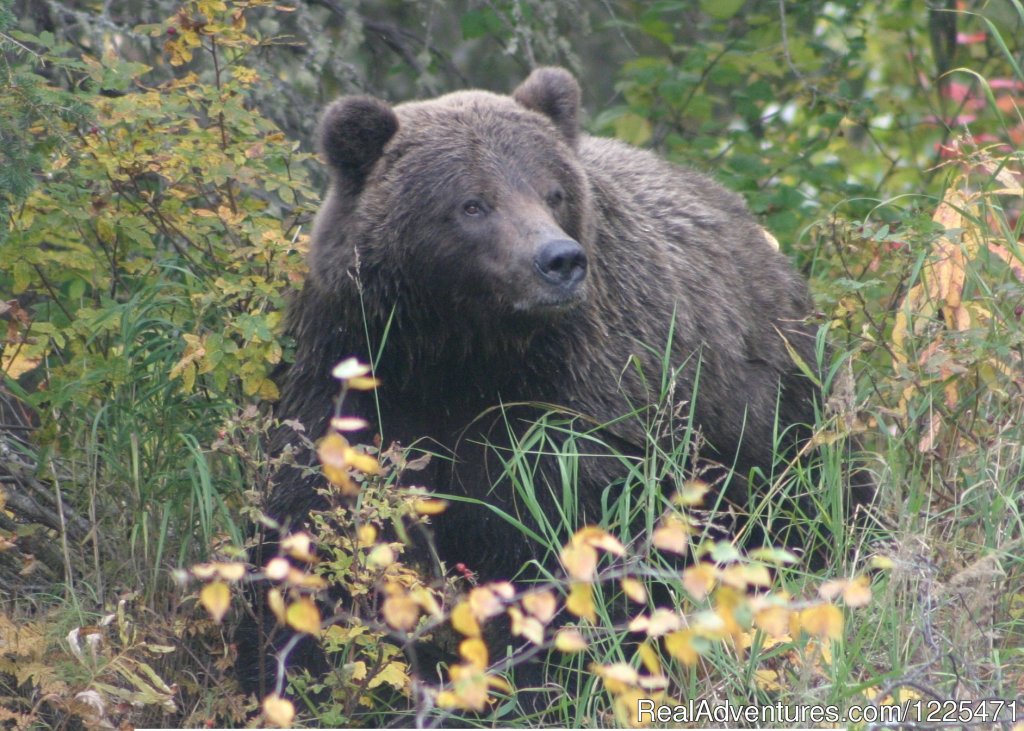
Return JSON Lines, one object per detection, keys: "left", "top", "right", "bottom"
{"left": 700, "top": 0, "right": 745, "bottom": 20}
{"left": 460, "top": 9, "right": 503, "bottom": 40}
{"left": 613, "top": 112, "right": 653, "bottom": 147}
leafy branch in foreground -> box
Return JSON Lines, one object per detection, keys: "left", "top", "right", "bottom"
{"left": 192, "top": 359, "right": 884, "bottom": 728}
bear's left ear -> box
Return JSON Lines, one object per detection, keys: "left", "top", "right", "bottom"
{"left": 513, "top": 67, "right": 581, "bottom": 146}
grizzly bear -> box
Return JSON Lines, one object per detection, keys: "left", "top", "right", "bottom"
{"left": 239, "top": 67, "right": 869, "bottom": 697}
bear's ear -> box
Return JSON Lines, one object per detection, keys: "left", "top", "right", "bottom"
{"left": 317, "top": 96, "right": 399, "bottom": 192}
{"left": 512, "top": 67, "right": 581, "bottom": 146}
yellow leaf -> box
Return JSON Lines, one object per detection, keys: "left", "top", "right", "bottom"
{"left": 928, "top": 189, "right": 970, "bottom": 327}
{"left": 565, "top": 582, "right": 597, "bottom": 623}
{"left": 630, "top": 608, "right": 682, "bottom": 637}
{"left": 262, "top": 694, "right": 295, "bottom": 727}
{"left": 799, "top": 603, "right": 843, "bottom": 640}
{"left": 280, "top": 532, "right": 316, "bottom": 562}
{"left": 621, "top": 577, "right": 647, "bottom": 604}
{"left": 713, "top": 586, "right": 745, "bottom": 643}
{"left": 318, "top": 432, "right": 380, "bottom": 484}
{"left": 286, "top": 597, "right": 322, "bottom": 634}
{"left": 652, "top": 515, "right": 690, "bottom": 554}
{"left": 594, "top": 661, "right": 640, "bottom": 694}
{"left": 753, "top": 605, "right": 791, "bottom": 638}
{"left": 459, "top": 638, "right": 489, "bottom": 669}
{"left": 681, "top": 563, "right": 717, "bottom": 601}
{"left": 264, "top": 556, "right": 288, "bottom": 577}
{"left": 450, "top": 601, "right": 481, "bottom": 638}
{"left": 491, "top": 582, "right": 516, "bottom": 600}
{"left": 811, "top": 430, "right": 846, "bottom": 448}
{"left": 290, "top": 569, "right": 327, "bottom": 589}
{"left": 411, "top": 586, "right": 443, "bottom": 618}
{"left": 870, "top": 555, "right": 895, "bottom": 570}
{"left": 256, "top": 378, "right": 280, "bottom": 401}
{"left": 199, "top": 581, "right": 230, "bottom": 624}
{"left": 818, "top": 579, "right": 846, "bottom": 602}
{"left": 192, "top": 563, "right": 217, "bottom": 580}
{"left": 382, "top": 592, "right": 420, "bottom": 632}
{"left": 447, "top": 663, "right": 490, "bottom": 711}
{"left": 436, "top": 690, "right": 462, "bottom": 710}
{"left": 522, "top": 590, "right": 557, "bottom": 624}
{"left": 346, "top": 660, "right": 368, "bottom": 681}
{"left": 616, "top": 690, "right": 664, "bottom": 727}
{"left": 554, "top": 628, "right": 588, "bottom": 653}
{"left": 356, "top": 524, "right": 377, "bottom": 547}
{"left": 412, "top": 497, "right": 448, "bottom": 515}
{"left": 318, "top": 432, "right": 352, "bottom": 487}
{"left": 638, "top": 675, "right": 669, "bottom": 692}
{"left": 627, "top": 614, "right": 649, "bottom": 633}
{"left": 0, "top": 350, "right": 40, "bottom": 379}
{"left": 675, "top": 480, "right": 710, "bottom": 507}
{"left": 890, "top": 297, "right": 913, "bottom": 366}
{"left": 664, "top": 629, "right": 698, "bottom": 666}
{"left": 215, "top": 562, "right": 246, "bottom": 581}
{"left": 331, "top": 416, "right": 370, "bottom": 432}
{"left": 331, "top": 357, "right": 371, "bottom": 380}
{"left": 754, "top": 668, "right": 782, "bottom": 692}
{"left": 367, "top": 543, "right": 395, "bottom": 569}
{"left": 267, "top": 588, "right": 286, "bottom": 624}
{"left": 333, "top": 471, "right": 359, "bottom": 496}
{"left": 646, "top": 608, "right": 683, "bottom": 637}
{"left": 468, "top": 586, "right": 504, "bottom": 621}
{"left": 740, "top": 564, "right": 772, "bottom": 587}
{"left": 346, "top": 450, "right": 381, "bottom": 475}
{"left": 575, "top": 526, "right": 626, "bottom": 556}
{"left": 367, "top": 660, "right": 410, "bottom": 691}
{"left": 509, "top": 607, "right": 545, "bottom": 645}
{"left": 347, "top": 375, "right": 381, "bottom": 390}
{"left": 719, "top": 564, "right": 750, "bottom": 590}
{"left": 637, "top": 641, "right": 661, "bottom": 675}
{"left": 842, "top": 575, "right": 872, "bottom": 608}
{"left": 560, "top": 542, "right": 598, "bottom": 581}
{"left": 688, "top": 610, "right": 729, "bottom": 638}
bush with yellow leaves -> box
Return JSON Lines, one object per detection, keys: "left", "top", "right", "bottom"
{"left": 191, "top": 351, "right": 887, "bottom": 727}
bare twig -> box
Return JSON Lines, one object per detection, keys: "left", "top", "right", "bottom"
{"left": 47, "top": 458, "right": 76, "bottom": 594}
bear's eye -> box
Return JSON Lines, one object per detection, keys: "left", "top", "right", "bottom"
{"left": 546, "top": 189, "right": 565, "bottom": 207}
{"left": 462, "top": 200, "right": 485, "bottom": 217}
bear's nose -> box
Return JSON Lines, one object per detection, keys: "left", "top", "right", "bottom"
{"left": 535, "top": 238, "right": 587, "bottom": 287}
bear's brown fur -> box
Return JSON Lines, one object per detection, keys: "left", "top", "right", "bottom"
{"left": 240, "top": 68, "right": 869, "bottom": 696}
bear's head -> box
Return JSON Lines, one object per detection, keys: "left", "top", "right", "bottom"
{"left": 309, "top": 68, "right": 596, "bottom": 323}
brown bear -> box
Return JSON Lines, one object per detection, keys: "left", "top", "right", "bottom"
{"left": 240, "top": 67, "right": 869, "bottom": 698}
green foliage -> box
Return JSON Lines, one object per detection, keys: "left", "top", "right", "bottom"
{"left": 1, "top": 2, "right": 314, "bottom": 724}
{"left": 2, "top": 0, "right": 314, "bottom": 574}
{"left": 0, "top": 0, "right": 91, "bottom": 246}
{"left": 595, "top": 1, "right": 1023, "bottom": 245}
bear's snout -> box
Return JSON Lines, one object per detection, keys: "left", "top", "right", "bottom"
{"left": 534, "top": 238, "right": 587, "bottom": 290}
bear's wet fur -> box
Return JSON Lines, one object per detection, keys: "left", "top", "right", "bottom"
{"left": 237, "top": 67, "right": 871, "bottom": 699}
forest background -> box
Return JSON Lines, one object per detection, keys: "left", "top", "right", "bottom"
{"left": 1, "top": 0, "right": 1023, "bottom": 728}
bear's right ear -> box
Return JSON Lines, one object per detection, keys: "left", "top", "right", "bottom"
{"left": 317, "top": 96, "right": 399, "bottom": 192}
{"left": 512, "top": 67, "right": 581, "bottom": 146}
